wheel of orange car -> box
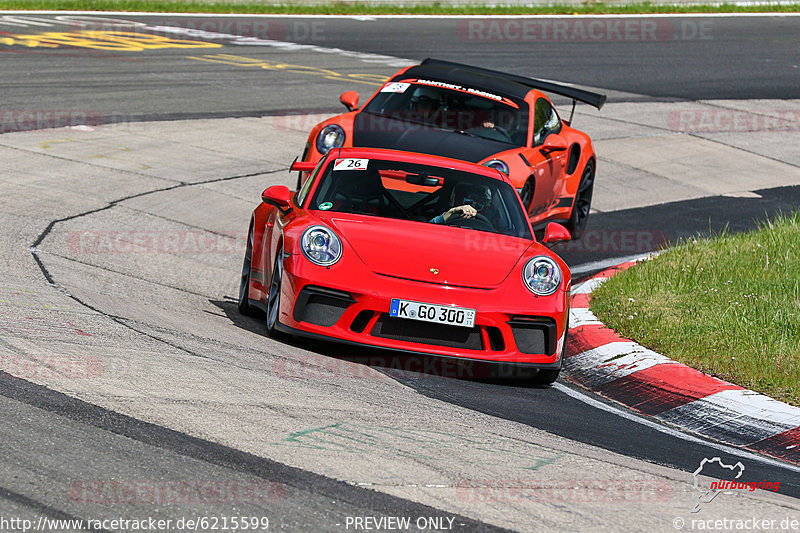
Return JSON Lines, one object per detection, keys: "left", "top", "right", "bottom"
{"left": 565, "top": 161, "right": 595, "bottom": 239}
{"left": 237, "top": 222, "right": 255, "bottom": 316}
{"left": 519, "top": 177, "right": 534, "bottom": 210}
{"left": 266, "top": 243, "right": 284, "bottom": 335}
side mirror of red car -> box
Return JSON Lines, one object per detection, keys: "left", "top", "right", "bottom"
{"left": 542, "top": 222, "right": 571, "bottom": 246}
{"left": 540, "top": 134, "right": 568, "bottom": 156}
{"left": 262, "top": 185, "right": 292, "bottom": 212}
{"left": 340, "top": 90, "right": 359, "bottom": 111}
{"left": 290, "top": 160, "right": 316, "bottom": 173}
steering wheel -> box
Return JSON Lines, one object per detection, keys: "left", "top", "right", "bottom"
{"left": 466, "top": 125, "right": 513, "bottom": 143}
{"left": 443, "top": 212, "right": 496, "bottom": 232}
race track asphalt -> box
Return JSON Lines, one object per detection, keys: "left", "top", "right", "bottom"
{"left": 1, "top": 12, "right": 799, "bottom": 532}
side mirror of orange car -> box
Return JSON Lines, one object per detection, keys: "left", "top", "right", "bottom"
{"left": 542, "top": 222, "right": 571, "bottom": 246}
{"left": 340, "top": 91, "right": 359, "bottom": 111}
{"left": 540, "top": 134, "right": 568, "bottom": 156}
{"left": 262, "top": 185, "right": 292, "bottom": 213}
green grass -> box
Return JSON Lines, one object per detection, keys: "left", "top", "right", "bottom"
{"left": 590, "top": 211, "right": 800, "bottom": 407}
{"left": 2, "top": 1, "right": 800, "bottom": 14}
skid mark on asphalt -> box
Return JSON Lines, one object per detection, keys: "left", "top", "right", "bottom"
{"left": 273, "top": 422, "right": 563, "bottom": 471}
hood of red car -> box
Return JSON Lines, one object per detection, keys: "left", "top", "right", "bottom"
{"left": 321, "top": 215, "right": 532, "bottom": 288}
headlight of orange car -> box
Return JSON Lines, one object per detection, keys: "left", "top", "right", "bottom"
{"left": 316, "top": 124, "right": 346, "bottom": 154}
{"left": 483, "top": 159, "right": 509, "bottom": 175}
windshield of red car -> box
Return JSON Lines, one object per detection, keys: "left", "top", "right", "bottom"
{"left": 310, "top": 157, "right": 532, "bottom": 240}
{"left": 361, "top": 81, "right": 529, "bottom": 147}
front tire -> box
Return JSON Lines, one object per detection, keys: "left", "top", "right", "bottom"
{"left": 265, "top": 244, "right": 284, "bottom": 336}
{"left": 531, "top": 318, "right": 568, "bottom": 386}
{"left": 237, "top": 223, "right": 255, "bottom": 316}
{"left": 565, "top": 161, "right": 595, "bottom": 240}
{"left": 532, "top": 367, "right": 561, "bottom": 386}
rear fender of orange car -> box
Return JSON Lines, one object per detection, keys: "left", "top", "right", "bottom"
{"left": 558, "top": 125, "right": 596, "bottom": 201}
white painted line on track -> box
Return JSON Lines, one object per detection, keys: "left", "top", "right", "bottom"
{"left": 569, "top": 252, "right": 653, "bottom": 277}
{"left": 553, "top": 382, "right": 800, "bottom": 473}
{"left": 702, "top": 389, "right": 800, "bottom": 425}
{"left": 571, "top": 277, "right": 608, "bottom": 295}
{"left": 569, "top": 307, "right": 603, "bottom": 327}
{"left": 568, "top": 342, "right": 673, "bottom": 382}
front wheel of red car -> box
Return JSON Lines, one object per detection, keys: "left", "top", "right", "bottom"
{"left": 532, "top": 367, "right": 561, "bottom": 385}
{"left": 265, "top": 244, "right": 284, "bottom": 336}
{"left": 565, "top": 161, "right": 595, "bottom": 239}
{"left": 237, "top": 224, "right": 255, "bottom": 316}
{"left": 531, "top": 321, "right": 568, "bottom": 385}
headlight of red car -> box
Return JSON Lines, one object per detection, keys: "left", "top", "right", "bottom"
{"left": 316, "top": 124, "right": 346, "bottom": 154}
{"left": 301, "top": 225, "right": 342, "bottom": 266}
{"left": 522, "top": 256, "right": 562, "bottom": 296}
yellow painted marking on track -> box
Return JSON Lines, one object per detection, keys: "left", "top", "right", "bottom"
{"left": 186, "top": 54, "right": 388, "bottom": 86}
{"left": 0, "top": 35, "right": 58, "bottom": 48}
{"left": 39, "top": 138, "right": 152, "bottom": 171}
{"left": 2, "top": 31, "right": 222, "bottom": 51}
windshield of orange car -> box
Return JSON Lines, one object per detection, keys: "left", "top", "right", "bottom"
{"left": 361, "top": 82, "right": 529, "bottom": 147}
{"left": 309, "top": 157, "right": 532, "bottom": 240}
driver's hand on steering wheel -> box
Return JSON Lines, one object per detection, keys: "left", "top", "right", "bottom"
{"left": 443, "top": 204, "right": 477, "bottom": 221}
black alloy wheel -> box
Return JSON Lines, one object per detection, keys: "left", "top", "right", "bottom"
{"left": 565, "top": 161, "right": 595, "bottom": 239}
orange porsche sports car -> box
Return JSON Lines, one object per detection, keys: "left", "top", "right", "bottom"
{"left": 296, "top": 58, "right": 605, "bottom": 238}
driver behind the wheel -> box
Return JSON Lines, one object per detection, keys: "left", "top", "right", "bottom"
{"left": 429, "top": 183, "right": 492, "bottom": 225}
{"left": 410, "top": 87, "right": 443, "bottom": 126}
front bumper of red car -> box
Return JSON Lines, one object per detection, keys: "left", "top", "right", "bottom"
{"left": 269, "top": 253, "right": 569, "bottom": 367}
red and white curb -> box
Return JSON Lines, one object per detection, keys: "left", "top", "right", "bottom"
{"left": 565, "top": 259, "right": 800, "bottom": 466}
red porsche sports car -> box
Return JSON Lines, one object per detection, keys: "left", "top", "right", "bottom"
{"left": 239, "top": 147, "right": 572, "bottom": 383}
{"left": 297, "top": 58, "right": 605, "bottom": 238}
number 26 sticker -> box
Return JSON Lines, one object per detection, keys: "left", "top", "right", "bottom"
{"left": 333, "top": 158, "right": 369, "bottom": 171}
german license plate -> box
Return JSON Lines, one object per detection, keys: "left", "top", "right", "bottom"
{"left": 389, "top": 299, "right": 476, "bottom": 328}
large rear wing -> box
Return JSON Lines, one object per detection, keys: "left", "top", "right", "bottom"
{"left": 421, "top": 58, "right": 606, "bottom": 110}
